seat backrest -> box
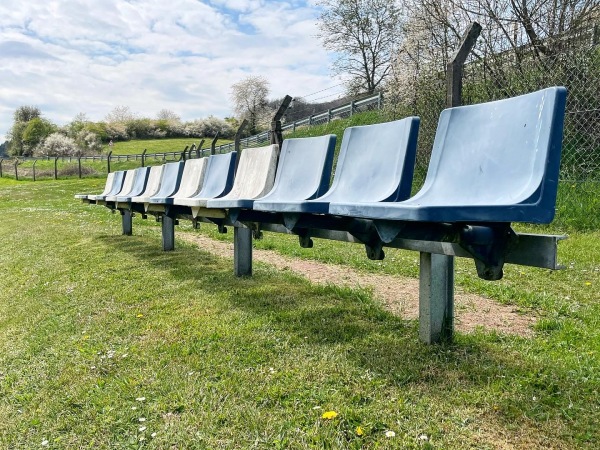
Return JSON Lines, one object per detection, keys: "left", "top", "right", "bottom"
{"left": 116, "top": 169, "right": 136, "bottom": 197}
{"left": 140, "top": 165, "right": 165, "bottom": 197}
{"left": 194, "top": 152, "right": 237, "bottom": 199}
{"left": 256, "top": 135, "right": 336, "bottom": 203}
{"left": 150, "top": 161, "right": 184, "bottom": 199}
{"left": 105, "top": 171, "right": 126, "bottom": 196}
{"left": 217, "top": 144, "right": 280, "bottom": 200}
{"left": 410, "top": 87, "right": 567, "bottom": 213}
{"left": 316, "top": 117, "right": 419, "bottom": 203}
{"left": 126, "top": 167, "right": 151, "bottom": 197}
{"left": 172, "top": 158, "right": 208, "bottom": 199}
{"left": 99, "top": 172, "right": 116, "bottom": 196}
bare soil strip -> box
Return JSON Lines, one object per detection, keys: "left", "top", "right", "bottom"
{"left": 180, "top": 233, "right": 536, "bottom": 336}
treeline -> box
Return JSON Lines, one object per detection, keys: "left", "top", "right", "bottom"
{"left": 5, "top": 106, "right": 237, "bottom": 158}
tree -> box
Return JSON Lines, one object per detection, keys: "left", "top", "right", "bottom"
{"left": 230, "top": 76, "right": 270, "bottom": 135}
{"left": 22, "top": 118, "right": 56, "bottom": 152}
{"left": 105, "top": 105, "right": 135, "bottom": 124}
{"left": 14, "top": 106, "right": 41, "bottom": 123}
{"left": 156, "top": 109, "right": 181, "bottom": 122}
{"left": 317, "top": 0, "right": 404, "bottom": 94}
{"left": 6, "top": 106, "right": 49, "bottom": 156}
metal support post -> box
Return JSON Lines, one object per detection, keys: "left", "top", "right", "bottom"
{"left": 14, "top": 160, "right": 18, "bottom": 180}
{"left": 54, "top": 156, "right": 59, "bottom": 179}
{"left": 78, "top": 157, "right": 82, "bottom": 178}
{"left": 417, "top": 21, "right": 481, "bottom": 345}
{"left": 33, "top": 160, "right": 38, "bottom": 181}
{"left": 419, "top": 253, "right": 454, "bottom": 344}
{"left": 121, "top": 210, "right": 133, "bottom": 235}
{"left": 270, "top": 95, "right": 292, "bottom": 146}
{"left": 210, "top": 133, "right": 220, "bottom": 155}
{"left": 162, "top": 214, "right": 176, "bottom": 251}
{"left": 141, "top": 149, "right": 147, "bottom": 167}
{"left": 234, "top": 226, "right": 252, "bottom": 276}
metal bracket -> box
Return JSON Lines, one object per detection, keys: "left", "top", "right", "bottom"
{"left": 458, "top": 224, "right": 517, "bottom": 280}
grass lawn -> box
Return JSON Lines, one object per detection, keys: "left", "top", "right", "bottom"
{"left": 111, "top": 138, "right": 233, "bottom": 156}
{"left": 0, "top": 177, "right": 599, "bottom": 449}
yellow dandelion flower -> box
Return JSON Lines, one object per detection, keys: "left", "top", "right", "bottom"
{"left": 136, "top": 314, "right": 144, "bottom": 318}
{"left": 585, "top": 282, "right": 592, "bottom": 286}
{"left": 356, "top": 426, "right": 364, "bottom": 436}
{"left": 321, "top": 410, "right": 338, "bottom": 420}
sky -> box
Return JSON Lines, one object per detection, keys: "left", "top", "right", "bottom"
{"left": 0, "top": 0, "right": 340, "bottom": 142}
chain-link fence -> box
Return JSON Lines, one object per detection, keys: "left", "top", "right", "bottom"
{"left": 386, "top": 22, "right": 600, "bottom": 231}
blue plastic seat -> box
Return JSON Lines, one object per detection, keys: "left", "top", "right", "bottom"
{"left": 103, "top": 169, "right": 136, "bottom": 203}
{"left": 253, "top": 117, "right": 419, "bottom": 214}
{"left": 108, "top": 167, "right": 150, "bottom": 203}
{"left": 131, "top": 162, "right": 183, "bottom": 206}
{"left": 173, "top": 152, "right": 237, "bottom": 209}
{"left": 211, "top": 135, "right": 336, "bottom": 210}
{"left": 87, "top": 171, "right": 126, "bottom": 202}
{"left": 329, "top": 87, "right": 567, "bottom": 224}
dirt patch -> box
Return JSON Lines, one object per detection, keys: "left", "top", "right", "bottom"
{"left": 180, "top": 233, "right": 536, "bottom": 336}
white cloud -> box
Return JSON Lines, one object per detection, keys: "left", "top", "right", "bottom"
{"left": 0, "top": 0, "right": 336, "bottom": 142}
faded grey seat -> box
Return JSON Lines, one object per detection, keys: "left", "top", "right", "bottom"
{"left": 148, "top": 158, "right": 208, "bottom": 205}
{"left": 86, "top": 171, "right": 126, "bottom": 202}
{"left": 204, "top": 144, "right": 279, "bottom": 211}
{"left": 252, "top": 117, "right": 420, "bottom": 214}
{"left": 213, "top": 135, "right": 336, "bottom": 211}
{"left": 75, "top": 172, "right": 115, "bottom": 201}
{"left": 138, "top": 161, "right": 185, "bottom": 210}
{"left": 99, "top": 169, "right": 136, "bottom": 205}
{"left": 129, "top": 164, "right": 167, "bottom": 204}
{"left": 329, "top": 87, "right": 567, "bottom": 224}
{"left": 107, "top": 167, "right": 150, "bottom": 204}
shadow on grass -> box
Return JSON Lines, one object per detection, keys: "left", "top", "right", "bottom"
{"left": 94, "top": 233, "right": 591, "bottom": 445}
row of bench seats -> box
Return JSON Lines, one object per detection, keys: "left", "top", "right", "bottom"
{"left": 77, "top": 87, "right": 567, "bottom": 340}
{"left": 76, "top": 87, "right": 566, "bottom": 343}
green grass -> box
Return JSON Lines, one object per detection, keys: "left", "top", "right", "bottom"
{"left": 0, "top": 177, "right": 599, "bottom": 448}
{"left": 111, "top": 138, "right": 232, "bottom": 156}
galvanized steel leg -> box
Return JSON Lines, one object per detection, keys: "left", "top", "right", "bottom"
{"left": 122, "top": 210, "right": 133, "bottom": 236}
{"left": 419, "top": 253, "right": 454, "bottom": 344}
{"left": 162, "top": 215, "right": 175, "bottom": 251}
{"left": 234, "top": 226, "right": 252, "bottom": 276}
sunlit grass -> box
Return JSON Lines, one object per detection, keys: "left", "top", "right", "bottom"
{"left": 0, "top": 178, "right": 598, "bottom": 448}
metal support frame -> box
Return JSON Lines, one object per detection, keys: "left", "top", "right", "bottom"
{"left": 162, "top": 214, "right": 176, "bottom": 251}
{"left": 419, "top": 253, "right": 454, "bottom": 343}
{"left": 121, "top": 210, "right": 133, "bottom": 235}
{"left": 234, "top": 226, "right": 253, "bottom": 276}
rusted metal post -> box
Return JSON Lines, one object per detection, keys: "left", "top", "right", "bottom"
{"left": 33, "top": 159, "right": 38, "bottom": 181}
{"left": 233, "top": 119, "right": 248, "bottom": 173}
{"left": 14, "top": 159, "right": 19, "bottom": 181}
{"left": 446, "top": 22, "right": 482, "bottom": 108}
{"left": 270, "top": 95, "right": 292, "bottom": 146}
{"left": 196, "top": 139, "right": 205, "bottom": 158}
{"left": 54, "top": 156, "right": 59, "bottom": 180}
{"left": 210, "top": 133, "right": 220, "bottom": 156}
{"left": 141, "top": 149, "right": 147, "bottom": 167}
{"left": 107, "top": 150, "right": 112, "bottom": 173}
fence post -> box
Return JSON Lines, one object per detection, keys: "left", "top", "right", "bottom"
{"left": 210, "top": 133, "right": 220, "bottom": 155}
{"left": 350, "top": 101, "right": 355, "bottom": 116}
{"left": 196, "top": 139, "right": 205, "bottom": 158}
{"left": 14, "top": 159, "right": 19, "bottom": 181}
{"left": 107, "top": 151, "right": 112, "bottom": 173}
{"left": 377, "top": 91, "right": 382, "bottom": 110}
{"left": 327, "top": 109, "right": 332, "bottom": 123}
{"left": 0, "top": 158, "right": 3, "bottom": 177}
{"left": 33, "top": 159, "right": 38, "bottom": 181}
{"left": 141, "top": 149, "right": 147, "bottom": 167}
{"left": 270, "top": 95, "right": 292, "bottom": 146}
{"left": 419, "top": 21, "right": 481, "bottom": 345}
{"left": 446, "top": 22, "right": 481, "bottom": 108}
{"left": 54, "top": 156, "right": 59, "bottom": 180}
{"left": 78, "top": 157, "right": 82, "bottom": 178}
{"left": 233, "top": 119, "right": 248, "bottom": 173}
